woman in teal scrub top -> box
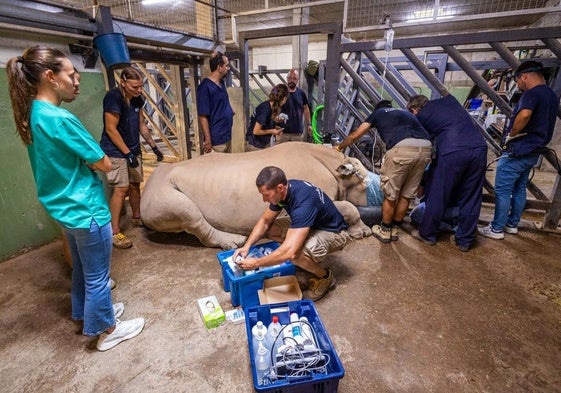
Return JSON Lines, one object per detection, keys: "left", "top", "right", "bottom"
{"left": 6, "top": 45, "right": 144, "bottom": 351}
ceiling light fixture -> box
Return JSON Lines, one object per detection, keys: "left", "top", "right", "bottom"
{"left": 407, "top": 7, "right": 454, "bottom": 23}
{"left": 142, "top": 0, "right": 172, "bottom": 5}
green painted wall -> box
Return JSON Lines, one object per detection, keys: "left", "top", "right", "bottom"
{"left": 0, "top": 71, "right": 106, "bottom": 261}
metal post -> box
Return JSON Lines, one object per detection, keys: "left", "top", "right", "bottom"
{"left": 323, "top": 22, "right": 342, "bottom": 136}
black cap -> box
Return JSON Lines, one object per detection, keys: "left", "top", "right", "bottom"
{"left": 514, "top": 60, "right": 544, "bottom": 78}
{"left": 375, "top": 100, "right": 393, "bottom": 110}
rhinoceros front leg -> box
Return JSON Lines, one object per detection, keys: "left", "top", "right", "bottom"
{"left": 142, "top": 189, "right": 247, "bottom": 250}
{"left": 333, "top": 201, "right": 372, "bottom": 239}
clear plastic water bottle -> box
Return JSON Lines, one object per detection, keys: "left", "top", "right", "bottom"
{"left": 251, "top": 321, "right": 268, "bottom": 355}
{"left": 254, "top": 341, "right": 271, "bottom": 386}
{"left": 299, "top": 316, "right": 317, "bottom": 348}
{"left": 247, "top": 247, "right": 265, "bottom": 259}
{"left": 266, "top": 315, "right": 283, "bottom": 355}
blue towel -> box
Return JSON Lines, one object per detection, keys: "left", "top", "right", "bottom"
{"left": 366, "top": 172, "right": 383, "bottom": 207}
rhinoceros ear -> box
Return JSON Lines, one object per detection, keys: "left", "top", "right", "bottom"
{"left": 336, "top": 163, "right": 355, "bottom": 176}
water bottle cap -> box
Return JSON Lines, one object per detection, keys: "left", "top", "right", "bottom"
{"left": 272, "top": 316, "right": 278, "bottom": 323}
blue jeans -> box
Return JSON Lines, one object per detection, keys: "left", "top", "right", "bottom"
{"left": 410, "top": 202, "right": 459, "bottom": 232}
{"left": 65, "top": 220, "right": 115, "bottom": 336}
{"left": 491, "top": 154, "right": 539, "bottom": 231}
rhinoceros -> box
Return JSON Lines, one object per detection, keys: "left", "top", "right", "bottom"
{"left": 140, "top": 142, "right": 382, "bottom": 249}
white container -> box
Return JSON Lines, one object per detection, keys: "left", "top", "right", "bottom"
{"left": 254, "top": 341, "right": 271, "bottom": 386}
{"left": 290, "top": 312, "right": 304, "bottom": 345}
{"left": 299, "top": 316, "right": 317, "bottom": 348}
{"left": 266, "top": 315, "right": 283, "bottom": 354}
{"left": 251, "top": 321, "right": 268, "bottom": 354}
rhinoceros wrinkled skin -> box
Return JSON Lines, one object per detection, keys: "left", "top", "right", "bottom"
{"left": 140, "top": 142, "right": 376, "bottom": 249}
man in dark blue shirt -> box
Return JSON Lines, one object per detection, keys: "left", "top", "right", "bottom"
{"left": 478, "top": 60, "right": 559, "bottom": 240}
{"left": 277, "top": 69, "right": 312, "bottom": 143}
{"left": 336, "top": 101, "right": 432, "bottom": 243}
{"left": 234, "top": 166, "right": 349, "bottom": 301}
{"left": 408, "top": 94, "right": 487, "bottom": 251}
{"left": 196, "top": 52, "right": 234, "bottom": 153}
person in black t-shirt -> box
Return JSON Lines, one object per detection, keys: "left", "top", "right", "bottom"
{"left": 234, "top": 166, "right": 349, "bottom": 301}
{"left": 100, "top": 66, "right": 162, "bottom": 249}
{"left": 336, "top": 101, "right": 432, "bottom": 244}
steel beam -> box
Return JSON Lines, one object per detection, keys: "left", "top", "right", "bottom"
{"left": 362, "top": 50, "right": 412, "bottom": 101}
{"left": 341, "top": 26, "right": 561, "bottom": 52}
{"left": 0, "top": 1, "right": 95, "bottom": 33}
{"left": 320, "top": 23, "right": 342, "bottom": 134}
{"left": 339, "top": 55, "right": 380, "bottom": 104}
{"left": 401, "top": 48, "right": 449, "bottom": 98}
{"left": 489, "top": 42, "right": 521, "bottom": 69}
{"left": 362, "top": 63, "right": 405, "bottom": 108}
{"left": 238, "top": 22, "right": 341, "bottom": 41}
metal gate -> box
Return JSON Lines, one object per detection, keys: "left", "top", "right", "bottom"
{"left": 106, "top": 63, "right": 196, "bottom": 162}
{"left": 329, "top": 26, "right": 561, "bottom": 230}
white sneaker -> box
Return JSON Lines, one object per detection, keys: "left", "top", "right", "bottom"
{"left": 504, "top": 225, "right": 518, "bottom": 234}
{"left": 478, "top": 225, "right": 504, "bottom": 240}
{"left": 109, "top": 278, "right": 116, "bottom": 290}
{"left": 97, "top": 318, "right": 145, "bottom": 351}
{"left": 113, "top": 302, "right": 124, "bottom": 319}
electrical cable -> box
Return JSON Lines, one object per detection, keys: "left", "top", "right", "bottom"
{"left": 265, "top": 320, "right": 330, "bottom": 382}
{"left": 311, "top": 105, "right": 325, "bottom": 144}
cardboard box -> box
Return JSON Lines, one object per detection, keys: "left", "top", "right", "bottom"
{"left": 197, "top": 295, "right": 226, "bottom": 329}
{"left": 258, "top": 275, "right": 302, "bottom": 305}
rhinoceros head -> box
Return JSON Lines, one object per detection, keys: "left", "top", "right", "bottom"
{"left": 336, "top": 157, "right": 371, "bottom": 186}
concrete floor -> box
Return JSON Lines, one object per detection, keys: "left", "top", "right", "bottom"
{"left": 1, "top": 209, "right": 561, "bottom": 393}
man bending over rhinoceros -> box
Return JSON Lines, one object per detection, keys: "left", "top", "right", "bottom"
{"left": 234, "top": 166, "right": 349, "bottom": 301}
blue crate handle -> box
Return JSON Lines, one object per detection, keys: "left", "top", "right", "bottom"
{"left": 286, "top": 375, "right": 313, "bottom": 384}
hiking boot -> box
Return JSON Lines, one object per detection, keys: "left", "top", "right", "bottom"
{"left": 131, "top": 217, "right": 144, "bottom": 227}
{"left": 477, "top": 225, "right": 504, "bottom": 240}
{"left": 411, "top": 230, "right": 436, "bottom": 246}
{"left": 113, "top": 302, "right": 124, "bottom": 319}
{"left": 113, "top": 232, "right": 132, "bottom": 249}
{"left": 504, "top": 225, "right": 518, "bottom": 234}
{"left": 372, "top": 225, "right": 392, "bottom": 243}
{"left": 295, "top": 269, "right": 311, "bottom": 290}
{"left": 391, "top": 226, "right": 399, "bottom": 241}
{"left": 303, "top": 268, "right": 336, "bottom": 301}
{"left": 96, "top": 318, "right": 145, "bottom": 351}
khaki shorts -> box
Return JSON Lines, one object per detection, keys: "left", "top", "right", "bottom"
{"left": 244, "top": 141, "right": 262, "bottom": 152}
{"left": 274, "top": 217, "right": 349, "bottom": 263}
{"left": 380, "top": 146, "right": 432, "bottom": 201}
{"left": 106, "top": 156, "right": 144, "bottom": 188}
{"left": 276, "top": 133, "right": 303, "bottom": 143}
{"left": 212, "top": 141, "right": 231, "bottom": 153}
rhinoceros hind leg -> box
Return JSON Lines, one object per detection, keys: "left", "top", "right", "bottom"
{"left": 334, "top": 201, "right": 372, "bottom": 239}
{"left": 142, "top": 189, "right": 247, "bottom": 249}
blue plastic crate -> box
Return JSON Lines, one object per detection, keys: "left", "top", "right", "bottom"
{"left": 216, "top": 242, "right": 295, "bottom": 308}
{"left": 245, "top": 300, "right": 345, "bottom": 393}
